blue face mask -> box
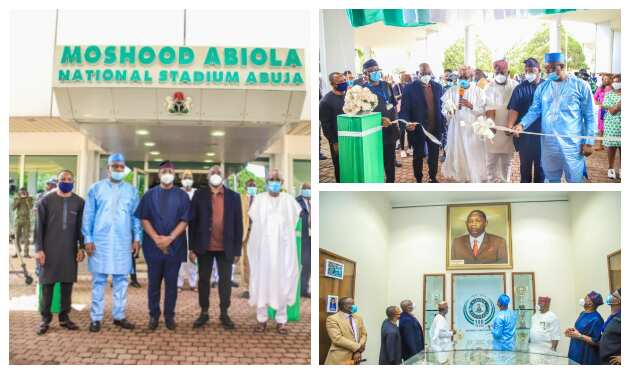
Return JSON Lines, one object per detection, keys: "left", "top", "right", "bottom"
{"left": 350, "top": 304, "right": 358, "bottom": 314}
{"left": 347, "top": 80, "right": 354, "bottom": 87}
{"left": 302, "top": 189, "right": 311, "bottom": 198}
{"left": 58, "top": 182, "right": 74, "bottom": 193}
{"left": 459, "top": 79, "right": 470, "bottom": 89}
{"left": 267, "top": 181, "right": 281, "bottom": 193}
{"left": 369, "top": 71, "right": 382, "bottom": 82}
{"left": 548, "top": 72, "right": 559, "bottom": 81}
{"left": 335, "top": 81, "right": 348, "bottom": 92}
{"left": 605, "top": 294, "right": 619, "bottom": 305}
{"left": 111, "top": 171, "right": 125, "bottom": 181}
{"left": 247, "top": 186, "right": 257, "bottom": 196}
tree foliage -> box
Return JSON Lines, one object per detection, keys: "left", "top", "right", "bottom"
{"left": 505, "top": 25, "right": 587, "bottom": 75}
{"left": 443, "top": 37, "right": 493, "bottom": 73}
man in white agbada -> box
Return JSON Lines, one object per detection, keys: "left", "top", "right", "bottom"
{"left": 485, "top": 60, "right": 518, "bottom": 182}
{"left": 248, "top": 169, "right": 301, "bottom": 334}
{"left": 429, "top": 301, "right": 455, "bottom": 364}
{"left": 177, "top": 170, "right": 197, "bottom": 292}
{"left": 529, "top": 296, "right": 561, "bottom": 356}
{"left": 442, "top": 65, "right": 488, "bottom": 182}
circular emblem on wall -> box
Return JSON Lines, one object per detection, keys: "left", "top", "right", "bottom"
{"left": 463, "top": 294, "right": 496, "bottom": 327}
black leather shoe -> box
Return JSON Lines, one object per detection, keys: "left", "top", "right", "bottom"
{"left": 59, "top": 319, "right": 79, "bottom": 330}
{"left": 230, "top": 281, "right": 239, "bottom": 288}
{"left": 240, "top": 291, "right": 250, "bottom": 299}
{"left": 211, "top": 281, "right": 218, "bottom": 288}
{"left": 113, "top": 319, "right": 135, "bottom": 330}
{"left": 193, "top": 313, "right": 209, "bottom": 329}
{"left": 395, "top": 160, "right": 402, "bottom": 167}
{"left": 37, "top": 321, "right": 50, "bottom": 335}
{"left": 89, "top": 321, "right": 101, "bottom": 333}
{"left": 220, "top": 315, "right": 235, "bottom": 330}
{"left": 165, "top": 319, "right": 176, "bottom": 331}
{"left": 148, "top": 317, "right": 159, "bottom": 331}
{"left": 130, "top": 280, "right": 141, "bottom": 288}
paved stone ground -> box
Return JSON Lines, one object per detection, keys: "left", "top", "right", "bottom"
{"left": 9, "top": 255, "right": 311, "bottom": 365}
{"left": 319, "top": 135, "right": 621, "bottom": 183}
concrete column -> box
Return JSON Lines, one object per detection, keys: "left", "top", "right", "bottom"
{"left": 464, "top": 25, "right": 475, "bottom": 68}
{"left": 549, "top": 17, "right": 562, "bottom": 53}
{"left": 595, "top": 22, "right": 614, "bottom": 73}
{"left": 320, "top": 9, "right": 356, "bottom": 94}
{"left": 612, "top": 30, "right": 621, "bottom": 73}
{"left": 78, "top": 134, "right": 89, "bottom": 196}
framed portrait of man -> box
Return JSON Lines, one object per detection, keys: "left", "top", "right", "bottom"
{"left": 446, "top": 202, "right": 513, "bottom": 270}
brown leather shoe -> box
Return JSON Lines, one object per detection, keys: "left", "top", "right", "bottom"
{"left": 254, "top": 322, "right": 267, "bottom": 333}
{"left": 276, "top": 323, "right": 288, "bottom": 335}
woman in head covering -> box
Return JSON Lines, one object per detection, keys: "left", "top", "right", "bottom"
{"left": 565, "top": 291, "right": 605, "bottom": 364}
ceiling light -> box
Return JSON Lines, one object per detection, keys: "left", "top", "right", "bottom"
{"left": 136, "top": 129, "right": 149, "bottom": 135}
{"left": 204, "top": 159, "right": 214, "bottom": 163}
{"left": 144, "top": 142, "right": 155, "bottom": 147}
{"left": 150, "top": 151, "right": 160, "bottom": 155}
{"left": 206, "top": 152, "right": 216, "bottom": 157}
{"left": 154, "top": 158, "right": 163, "bottom": 162}
{"left": 211, "top": 130, "right": 225, "bottom": 137}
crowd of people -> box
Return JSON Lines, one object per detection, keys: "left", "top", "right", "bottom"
{"left": 324, "top": 291, "right": 621, "bottom": 365}
{"left": 320, "top": 53, "right": 621, "bottom": 183}
{"left": 14, "top": 153, "right": 311, "bottom": 336}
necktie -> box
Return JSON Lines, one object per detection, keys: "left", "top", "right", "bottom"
{"left": 349, "top": 315, "right": 356, "bottom": 340}
{"left": 473, "top": 239, "right": 479, "bottom": 257}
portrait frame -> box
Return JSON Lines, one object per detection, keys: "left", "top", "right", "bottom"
{"left": 607, "top": 250, "right": 621, "bottom": 292}
{"left": 324, "top": 258, "right": 345, "bottom": 280}
{"left": 326, "top": 295, "right": 339, "bottom": 313}
{"left": 446, "top": 202, "right": 513, "bottom": 270}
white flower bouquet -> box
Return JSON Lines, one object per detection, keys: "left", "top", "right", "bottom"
{"left": 342, "top": 85, "right": 378, "bottom": 115}
{"left": 461, "top": 116, "right": 496, "bottom": 141}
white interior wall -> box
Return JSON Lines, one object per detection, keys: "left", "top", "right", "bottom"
{"left": 320, "top": 192, "right": 391, "bottom": 365}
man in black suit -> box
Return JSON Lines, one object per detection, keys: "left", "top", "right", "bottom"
{"left": 296, "top": 183, "right": 311, "bottom": 298}
{"left": 189, "top": 165, "right": 243, "bottom": 330}
{"left": 399, "top": 63, "right": 446, "bottom": 183}
{"left": 379, "top": 306, "right": 402, "bottom": 365}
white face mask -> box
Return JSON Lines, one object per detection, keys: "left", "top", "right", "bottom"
{"left": 494, "top": 74, "right": 507, "bottom": 84}
{"left": 525, "top": 73, "right": 537, "bottom": 83}
{"left": 182, "top": 179, "right": 193, "bottom": 188}
{"left": 160, "top": 173, "right": 174, "bottom": 185}
{"left": 420, "top": 75, "right": 432, "bottom": 85}
{"left": 578, "top": 298, "right": 586, "bottom": 307}
{"left": 209, "top": 174, "right": 223, "bottom": 187}
{"left": 612, "top": 82, "right": 621, "bottom": 90}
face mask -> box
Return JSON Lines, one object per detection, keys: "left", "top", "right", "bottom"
{"left": 267, "top": 181, "right": 281, "bottom": 193}
{"left": 350, "top": 304, "right": 358, "bottom": 314}
{"left": 111, "top": 171, "right": 125, "bottom": 181}
{"left": 494, "top": 74, "right": 507, "bottom": 84}
{"left": 347, "top": 80, "right": 354, "bottom": 87}
{"left": 525, "top": 73, "right": 537, "bottom": 83}
{"left": 459, "top": 79, "right": 470, "bottom": 89}
{"left": 578, "top": 298, "right": 586, "bottom": 307}
{"left": 369, "top": 71, "right": 382, "bottom": 82}
{"left": 612, "top": 82, "right": 621, "bottom": 90}
{"left": 182, "top": 179, "right": 193, "bottom": 188}
{"left": 535, "top": 304, "right": 541, "bottom": 312}
{"left": 335, "top": 81, "right": 348, "bottom": 92}
{"left": 58, "top": 182, "right": 74, "bottom": 193}
{"left": 247, "top": 186, "right": 257, "bottom": 196}
{"left": 420, "top": 75, "right": 432, "bottom": 85}
{"left": 548, "top": 72, "right": 559, "bottom": 81}
{"left": 605, "top": 294, "right": 619, "bottom": 305}
{"left": 209, "top": 174, "right": 223, "bottom": 187}
{"left": 160, "top": 173, "right": 175, "bottom": 185}
{"left": 302, "top": 189, "right": 311, "bottom": 198}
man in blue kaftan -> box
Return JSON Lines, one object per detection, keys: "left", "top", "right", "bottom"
{"left": 82, "top": 153, "right": 142, "bottom": 332}
{"left": 514, "top": 52, "right": 597, "bottom": 183}
{"left": 490, "top": 294, "right": 517, "bottom": 351}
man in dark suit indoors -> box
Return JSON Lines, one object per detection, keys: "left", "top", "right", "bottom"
{"left": 451, "top": 210, "right": 507, "bottom": 264}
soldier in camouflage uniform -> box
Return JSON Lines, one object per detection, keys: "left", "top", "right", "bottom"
{"left": 12, "top": 187, "right": 33, "bottom": 258}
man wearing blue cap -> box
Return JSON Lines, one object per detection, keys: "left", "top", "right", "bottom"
{"left": 489, "top": 294, "right": 517, "bottom": 351}
{"left": 513, "top": 52, "right": 596, "bottom": 183}
{"left": 82, "top": 153, "right": 142, "bottom": 332}
{"left": 507, "top": 57, "right": 545, "bottom": 183}
{"left": 135, "top": 160, "right": 190, "bottom": 330}
{"left": 360, "top": 59, "right": 399, "bottom": 183}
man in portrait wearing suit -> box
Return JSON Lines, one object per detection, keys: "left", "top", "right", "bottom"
{"left": 451, "top": 210, "right": 507, "bottom": 264}
{"left": 325, "top": 297, "right": 368, "bottom": 365}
